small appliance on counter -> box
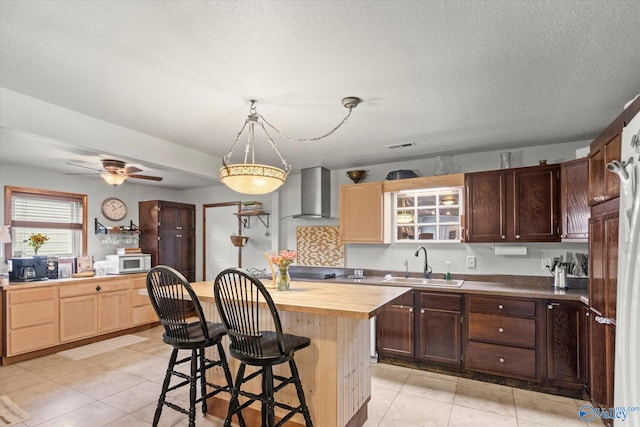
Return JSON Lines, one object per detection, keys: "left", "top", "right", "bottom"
{"left": 8, "top": 257, "right": 49, "bottom": 282}
{"left": 105, "top": 253, "right": 151, "bottom": 274}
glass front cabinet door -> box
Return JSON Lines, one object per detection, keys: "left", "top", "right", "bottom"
{"left": 394, "top": 187, "right": 463, "bottom": 242}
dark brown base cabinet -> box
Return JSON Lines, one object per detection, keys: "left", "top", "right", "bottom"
{"left": 465, "top": 295, "right": 543, "bottom": 382}
{"left": 546, "top": 300, "right": 588, "bottom": 390}
{"left": 416, "top": 292, "right": 462, "bottom": 366}
{"left": 377, "top": 291, "right": 589, "bottom": 398}
{"left": 376, "top": 291, "right": 414, "bottom": 357}
{"left": 139, "top": 200, "right": 196, "bottom": 282}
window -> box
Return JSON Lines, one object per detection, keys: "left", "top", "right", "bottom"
{"left": 5, "top": 186, "right": 87, "bottom": 257}
{"left": 393, "top": 187, "right": 463, "bottom": 242}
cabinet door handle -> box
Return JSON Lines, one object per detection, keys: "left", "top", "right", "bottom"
{"left": 586, "top": 311, "right": 590, "bottom": 317}
{"left": 595, "top": 316, "right": 615, "bottom": 325}
{"left": 498, "top": 304, "right": 504, "bottom": 310}
{"left": 176, "top": 234, "right": 182, "bottom": 238}
{"left": 561, "top": 234, "right": 567, "bottom": 238}
{"left": 501, "top": 235, "right": 506, "bottom": 239}
{"left": 409, "top": 308, "right": 413, "bottom": 313}
{"left": 547, "top": 303, "right": 559, "bottom": 310}
{"left": 498, "top": 327, "right": 504, "bottom": 333}
{"left": 499, "top": 357, "right": 505, "bottom": 363}
{"left": 96, "top": 285, "right": 101, "bottom": 291}
{"left": 515, "top": 234, "right": 521, "bottom": 239}
{"left": 421, "top": 309, "right": 425, "bottom": 314}
{"left": 176, "top": 226, "right": 182, "bottom": 230}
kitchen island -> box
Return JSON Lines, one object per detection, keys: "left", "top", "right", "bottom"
{"left": 190, "top": 279, "right": 411, "bottom": 427}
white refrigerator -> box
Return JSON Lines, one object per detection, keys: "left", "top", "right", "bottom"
{"left": 613, "top": 95, "right": 640, "bottom": 426}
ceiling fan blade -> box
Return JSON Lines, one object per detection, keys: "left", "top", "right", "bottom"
{"left": 122, "top": 166, "right": 142, "bottom": 174}
{"left": 66, "top": 162, "right": 102, "bottom": 172}
{"left": 127, "top": 174, "right": 163, "bottom": 181}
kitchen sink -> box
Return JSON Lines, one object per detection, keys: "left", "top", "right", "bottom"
{"left": 382, "top": 277, "right": 465, "bottom": 288}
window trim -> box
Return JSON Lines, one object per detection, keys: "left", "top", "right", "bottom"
{"left": 4, "top": 186, "right": 88, "bottom": 257}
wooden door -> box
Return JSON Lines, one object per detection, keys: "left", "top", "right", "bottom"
{"left": 603, "top": 212, "right": 618, "bottom": 321}
{"left": 589, "top": 312, "right": 615, "bottom": 416}
{"left": 339, "top": 182, "right": 385, "bottom": 243}
{"left": 589, "top": 215, "right": 605, "bottom": 315}
{"left": 376, "top": 292, "right": 414, "bottom": 357}
{"left": 416, "top": 292, "right": 461, "bottom": 365}
{"left": 59, "top": 295, "right": 98, "bottom": 342}
{"left": 560, "top": 158, "right": 589, "bottom": 240}
{"left": 176, "top": 232, "right": 196, "bottom": 281}
{"left": 465, "top": 170, "right": 507, "bottom": 242}
{"left": 546, "top": 301, "right": 585, "bottom": 388}
{"left": 99, "top": 290, "right": 131, "bottom": 333}
{"left": 589, "top": 127, "right": 621, "bottom": 206}
{"left": 603, "top": 135, "right": 621, "bottom": 201}
{"left": 511, "top": 165, "right": 559, "bottom": 242}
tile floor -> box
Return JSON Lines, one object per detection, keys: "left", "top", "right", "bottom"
{"left": 0, "top": 326, "right": 600, "bottom": 426}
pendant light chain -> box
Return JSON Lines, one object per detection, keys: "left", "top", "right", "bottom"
{"left": 257, "top": 106, "right": 355, "bottom": 142}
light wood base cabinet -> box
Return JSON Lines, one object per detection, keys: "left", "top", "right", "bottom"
{"left": 59, "top": 278, "right": 132, "bottom": 343}
{"left": 6, "top": 287, "right": 58, "bottom": 356}
{"left": 2, "top": 274, "right": 155, "bottom": 364}
{"left": 132, "top": 276, "right": 157, "bottom": 325}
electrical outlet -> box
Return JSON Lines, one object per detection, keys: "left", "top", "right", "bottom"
{"left": 466, "top": 256, "right": 476, "bottom": 269}
{"left": 542, "top": 258, "right": 551, "bottom": 270}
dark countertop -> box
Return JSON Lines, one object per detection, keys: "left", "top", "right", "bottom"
{"left": 289, "top": 266, "right": 589, "bottom": 304}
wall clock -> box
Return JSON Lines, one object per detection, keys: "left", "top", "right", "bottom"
{"left": 101, "top": 197, "right": 127, "bottom": 221}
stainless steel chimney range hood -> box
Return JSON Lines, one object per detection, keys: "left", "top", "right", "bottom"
{"left": 293, "top": 167, "right": 331, "bottom": 219}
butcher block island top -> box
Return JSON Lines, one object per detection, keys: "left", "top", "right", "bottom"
{"left": 191, "top": 279, "right": 412, "bottom": 427}
{"left": 190, "top": 279, "right": 412, "bottom": 319}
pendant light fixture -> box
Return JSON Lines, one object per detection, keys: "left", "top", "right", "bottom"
{"left": 220, "top": 97, "right": 362, "bottom": 195}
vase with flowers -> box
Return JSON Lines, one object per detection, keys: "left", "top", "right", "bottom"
{"left": 270, "top": 250, "right": 296, "bottom": 291}
{"left": 27, "top": 233, "right": 49, "bottom": 255}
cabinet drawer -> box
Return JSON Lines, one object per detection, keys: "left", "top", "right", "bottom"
{"left": 417, "top": 292, "right": 461, "bottom": 311}
{"left": 132, "top": 288, "right": 151, "bottom": 307}
{"left": 9, "top": 299, "right": 56, "bottom": 329}
{"left": 8, "top": 323, "right": 57, "bottom": 355}
{"left": 133, "top": 305, "right": 158, "bottom": 325}
{"left": 468, "top": 296, "right": 536, "bottom": 317}
{"left": 59, "top": 279, "right": 131, "bottom": 297}
{"left": 388, "top": 291, "right": 414, "bottom": 307}
{"left": 468, "top": 313, "right": 536, "bottom": 348}
{"left": 8, "top": 287, "right": 55, "bottom": 304}
{"left": 466, "top": 341, "right": 537, "bottom": 380}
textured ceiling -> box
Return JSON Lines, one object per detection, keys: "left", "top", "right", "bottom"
{"left": 1, "top": 0, "right": 639, "bottom": 189}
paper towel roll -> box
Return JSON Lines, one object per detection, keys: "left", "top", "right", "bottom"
{"left": 494, "top": 246, "right": 527, "bottom": 256}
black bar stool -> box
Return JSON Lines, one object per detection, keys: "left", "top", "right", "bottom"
{"left": 214, "top": 268, "right": 313, "bottom": 427}
{"left": 146, "top": 266, "right": 245, "bottom": 427}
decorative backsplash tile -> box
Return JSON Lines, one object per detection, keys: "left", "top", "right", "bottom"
{"left": 296, "top": 226, "right": 344, "bottom": 267}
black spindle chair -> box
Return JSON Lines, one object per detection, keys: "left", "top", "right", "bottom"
{"left": 146, "top": 266, "right": 244, "bottom": 427}
{"left": 214, "top": 268, "right": 313, "bottom": 427}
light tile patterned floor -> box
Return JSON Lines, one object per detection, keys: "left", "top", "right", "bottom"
{"left": 0, "top": 326, "right": 603, "bottom": 426}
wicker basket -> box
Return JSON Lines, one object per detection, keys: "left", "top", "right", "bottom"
{"left": 230, "top": 235, "right": 249, "bottom": 247}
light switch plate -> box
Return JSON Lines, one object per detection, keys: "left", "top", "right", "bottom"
{"left": 466, "top": 256, "right": 476, "bottom": 269}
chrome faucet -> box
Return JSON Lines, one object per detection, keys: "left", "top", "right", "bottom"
{"left": 414, "top": 246, "right": 433, "bottom": 279}
{"left": 404, "top": 260, "right": 409, "bottom": 278}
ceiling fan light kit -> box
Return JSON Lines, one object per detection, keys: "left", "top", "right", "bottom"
{"left": 67, "top": 159, "right": 163, "bottom": 186}
{"left": 220, "top": 96, "right": 362, "bottom": 195}
{"left": 102, "top": 173, "right": 127, "bottom": 186}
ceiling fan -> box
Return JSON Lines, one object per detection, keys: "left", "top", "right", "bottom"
{"left": 67, "top": 159, "right": 163, "bottom": 186}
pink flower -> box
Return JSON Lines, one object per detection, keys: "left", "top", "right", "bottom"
{"left": 270, "top": 250, "right": 297, "bottom": 270}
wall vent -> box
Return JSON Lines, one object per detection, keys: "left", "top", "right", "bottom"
{"left": 385, "top": 141, "right": 416, "bottom": 149}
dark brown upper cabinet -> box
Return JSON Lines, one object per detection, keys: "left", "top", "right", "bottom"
{"left": 465, "top": 163, "right": 560, "bottom": 243}
{"left": 560, "top": 158, "right": 589, "bottom": 241}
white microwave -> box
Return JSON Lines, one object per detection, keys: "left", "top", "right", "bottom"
{"left": 105, "top": 254, "right": 151, "bottom": 275}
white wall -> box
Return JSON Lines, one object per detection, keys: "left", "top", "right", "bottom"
{"left": 1, "top": 137, "right": 590, "bottom": 280}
